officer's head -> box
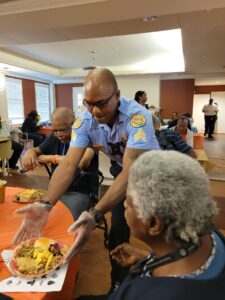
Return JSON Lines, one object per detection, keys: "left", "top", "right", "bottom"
{"left": 83, "top": 68, "right": 120, "bottom": 126}
{"left": 51, "top": 107, "right": 75, "bottom": 144}
{"left": 209, "top": 98, "right": 213, "bottom": 105}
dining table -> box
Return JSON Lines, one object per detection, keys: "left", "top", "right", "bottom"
{"left": 0, "top": 186, "right": 79, "bottom": 300}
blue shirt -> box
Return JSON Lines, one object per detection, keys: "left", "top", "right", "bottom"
{"left": 70, "top": 97, "right": 159, "bottom": 165}
{"left": 155, "top": 129, "right": 192, "bottom": 153}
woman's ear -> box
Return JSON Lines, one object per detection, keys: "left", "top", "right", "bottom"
{"left": 148, "top": 215, "right": 164, "bottom": 236}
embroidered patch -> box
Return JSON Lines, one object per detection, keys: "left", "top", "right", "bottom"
{"left": 72, "top": 117, "right": 83, "bottom": 129}
{"left": 134, "top": 128, "right": 146, "bottom": 142}
{"left": 71, "top": 130, "right": 77, "bottom": 142}
{"left": 130, "top": 114, "right": 146, "bottom": 128}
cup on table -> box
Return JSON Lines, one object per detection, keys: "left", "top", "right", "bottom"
{"left": 0, "top": 180, "right": 7, "bottom": 203}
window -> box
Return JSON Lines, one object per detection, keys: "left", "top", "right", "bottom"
{"left": 35, "top": 82, "right": 50, "bottom": 121}
{"left": 73, "top": 87, "right": 85, "bottom": 114}
{"left": 6, "top": 77, "right": 24, "bottom": 124}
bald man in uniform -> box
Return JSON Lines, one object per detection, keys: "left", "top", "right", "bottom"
{"left": 13, "top": 69, "right": 159, "bottom": 291}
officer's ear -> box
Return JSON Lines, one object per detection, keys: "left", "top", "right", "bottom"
{"left": 115, "top": 89, "right": 120, "bottom": 98}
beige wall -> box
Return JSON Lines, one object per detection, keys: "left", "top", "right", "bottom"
{"left": 0, "top": 73, "right": 8, "bottom": 121}
{"left": 116, "top": 75, "right": 160, "bottom": 107}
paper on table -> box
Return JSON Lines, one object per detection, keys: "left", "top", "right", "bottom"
{"left": 0, "top": 250, "right": 68, "bottom": 292}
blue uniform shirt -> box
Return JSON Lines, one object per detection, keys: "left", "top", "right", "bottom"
{"left": 70, "top": 97, "right": 159, "bottom": 165}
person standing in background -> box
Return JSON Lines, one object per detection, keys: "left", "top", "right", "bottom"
{"left": 134, "top": 91, "right": 149, "bottom": 109}
{"left": 202, "top": 98, "right": 219, "bottom": 139}
{"left": 0, "top": 116, "right": 23, "bottom": 170}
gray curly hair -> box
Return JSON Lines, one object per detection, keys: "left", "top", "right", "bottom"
{"left": 127, "top": 151, "right": 218, "bottom": 248}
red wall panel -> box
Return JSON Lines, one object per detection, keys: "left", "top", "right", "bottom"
{"left": 194, "top": 85, "right": 225, "bottom": 94}
{"left": 160, "top": 79, "right": 195, "bottom": 119}
{"left": 22, "top": 79, "right": 36, "bottom": 117}
{"left": 55, "top": 83, "right": 83, "bottom": 109}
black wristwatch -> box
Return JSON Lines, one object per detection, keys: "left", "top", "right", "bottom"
{"left": 39, "top": 200, "right": 53, "bottom": 210}
{"left": 89, "top": 207, "right": 105, "bottom": 225}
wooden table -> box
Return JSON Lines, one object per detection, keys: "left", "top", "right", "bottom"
{"left": 194, "top": 148, "right": 208, "bottom": 171}
{"left": 0, "top": 187, "right": 79, "bottom": 300}
{"left": 0, "top": 173, "right": 49, "bottom": 190}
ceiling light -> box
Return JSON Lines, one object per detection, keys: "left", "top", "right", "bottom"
{"left": 142, "top": 16, "right": 157, "bottom": 22}
{"left": 83, "top": 50, "right": 97, "bottom": 71}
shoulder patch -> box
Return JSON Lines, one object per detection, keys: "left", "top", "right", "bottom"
{"left": 134, "top": 128, "right": 146, "bottom": 142}
{"left": 130, "top": 114, "right": 146, "bottom": 128}
{"left": 72, "top": 117, "right": 83, "bottom": 129}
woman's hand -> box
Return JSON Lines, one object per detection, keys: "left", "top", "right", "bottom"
{"left": 110, "top": 243, "right": 148, "bottom": 267}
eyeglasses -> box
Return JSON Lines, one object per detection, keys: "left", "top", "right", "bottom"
{"left": 83, "top": 89, "right": 117, "bottom": 110}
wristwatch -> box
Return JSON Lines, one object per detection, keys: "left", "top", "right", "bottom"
{"left": 89, "top": 207, "right": 105, "bottom": 225}
{"left": 39, "top": 199, "right": 54, "bottom": 210}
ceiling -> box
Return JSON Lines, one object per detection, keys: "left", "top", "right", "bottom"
{"left": 1, "top": 0, "right": 225, "bottom": 84}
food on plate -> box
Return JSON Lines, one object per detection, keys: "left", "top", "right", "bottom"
{"left": 10, "top": 237, "right": 68, "bottom": 277}
{"left": 13, "top": 189, "right": 45, "bottom": 203}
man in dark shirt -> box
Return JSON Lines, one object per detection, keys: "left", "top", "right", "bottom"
{"left": 22, "top": 107, "right": 99, "bottom": 220}
{"left": 22, "top": 110, "right": 45, "bottom": 146}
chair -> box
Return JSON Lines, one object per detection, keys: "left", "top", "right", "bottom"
{"left": 0, "top": 138, "right": 12, "bottom": 175}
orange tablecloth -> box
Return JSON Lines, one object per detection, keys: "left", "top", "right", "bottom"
{"left": 0, "top": 187, "right": 79, "bottom": 300}
{"left": 38, "top": 126, "right": 53, "bottom": 136}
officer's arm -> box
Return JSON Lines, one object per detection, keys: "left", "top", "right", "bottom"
{"left": 79, "top": 148, "right": 95, "bottom": 170}
{"left": 43, "top": 147, "right": 86, "bottom": 205}
{"left": 95, "top": 148, "right": 146, "bottom": 213}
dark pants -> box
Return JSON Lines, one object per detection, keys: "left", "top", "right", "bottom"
{"left": 109, "top": 162, "right": 130, "bottom": 286}
{"left": 9, "top": 141, "right": 23, "bottom": 168}
{"left": 204, "top": 115, "right": 217, "bottom": 137}
{"left": 23, "top": 132, "right": 45, "bottom": 147}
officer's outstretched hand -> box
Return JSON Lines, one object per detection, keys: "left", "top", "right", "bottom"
{"left": 12, "top": 203, "right": 50, "bottom": 245}
{"left": 63, "top": 211, "right": 97, "bottom": 263}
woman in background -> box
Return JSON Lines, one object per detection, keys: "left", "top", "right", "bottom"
{"left": 134, "top": 91, "right": 149, "bottom": 109}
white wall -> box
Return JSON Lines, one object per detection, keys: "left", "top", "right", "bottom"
{"left": 116, "top": 75, "right": 160, "bottom": 108}
{"left": 211, "top": 91, "right": 225, "bottom": 134}
{"left": 193, "top": 93, "right": 225, "bottom": 133}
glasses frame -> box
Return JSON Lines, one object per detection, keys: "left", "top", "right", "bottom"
{"left": 83, "top": 89, "right": 117, "bottom": 110}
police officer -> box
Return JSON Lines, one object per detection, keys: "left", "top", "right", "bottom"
{"left": 13, "top": 68, "right": 159, "bottom": 291}
{"left": 202, "top": 98, "right": 219, "bottom": 139}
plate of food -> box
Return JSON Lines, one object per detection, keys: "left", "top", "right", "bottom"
{"left": 9, "top": 237, "right": 68, "bottom": 278}
{"left": 12, "top": 189, "right": 45, "bottom": 203}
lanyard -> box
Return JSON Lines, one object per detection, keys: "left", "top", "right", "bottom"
{"left": 130, "top": 243, "right": 199, "bottom": 277}
{"left": 60, "top": 143, "right": 66, "bottom": 155}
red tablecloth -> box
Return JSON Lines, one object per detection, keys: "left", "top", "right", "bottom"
{"left": 193, "top": 133, "right": 204, "bottom": 149}
{"left": 38, "top": 126, "right": 53, "bottom": 136}
{"left": 0, "top": 187, "right": 79, "bottom": 300}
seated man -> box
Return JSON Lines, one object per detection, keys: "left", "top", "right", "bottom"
{"left": 22, "top": 107, "right": 99, "bottom": 220}
{"left": 152, "top": 115, "right": 196, "bottom": 158}
{"left": 171, "top": 116, "right": 194, "bottom": 147}
{"left": 22, "top": 110, "right": 45, "bottom": 147}
{"left": 0, "top": 117, "right": 23, "bottom": 170}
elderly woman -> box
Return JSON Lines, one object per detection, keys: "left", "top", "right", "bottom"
{"left": 108, "top": 151, "right": 225, "bottom": 300}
